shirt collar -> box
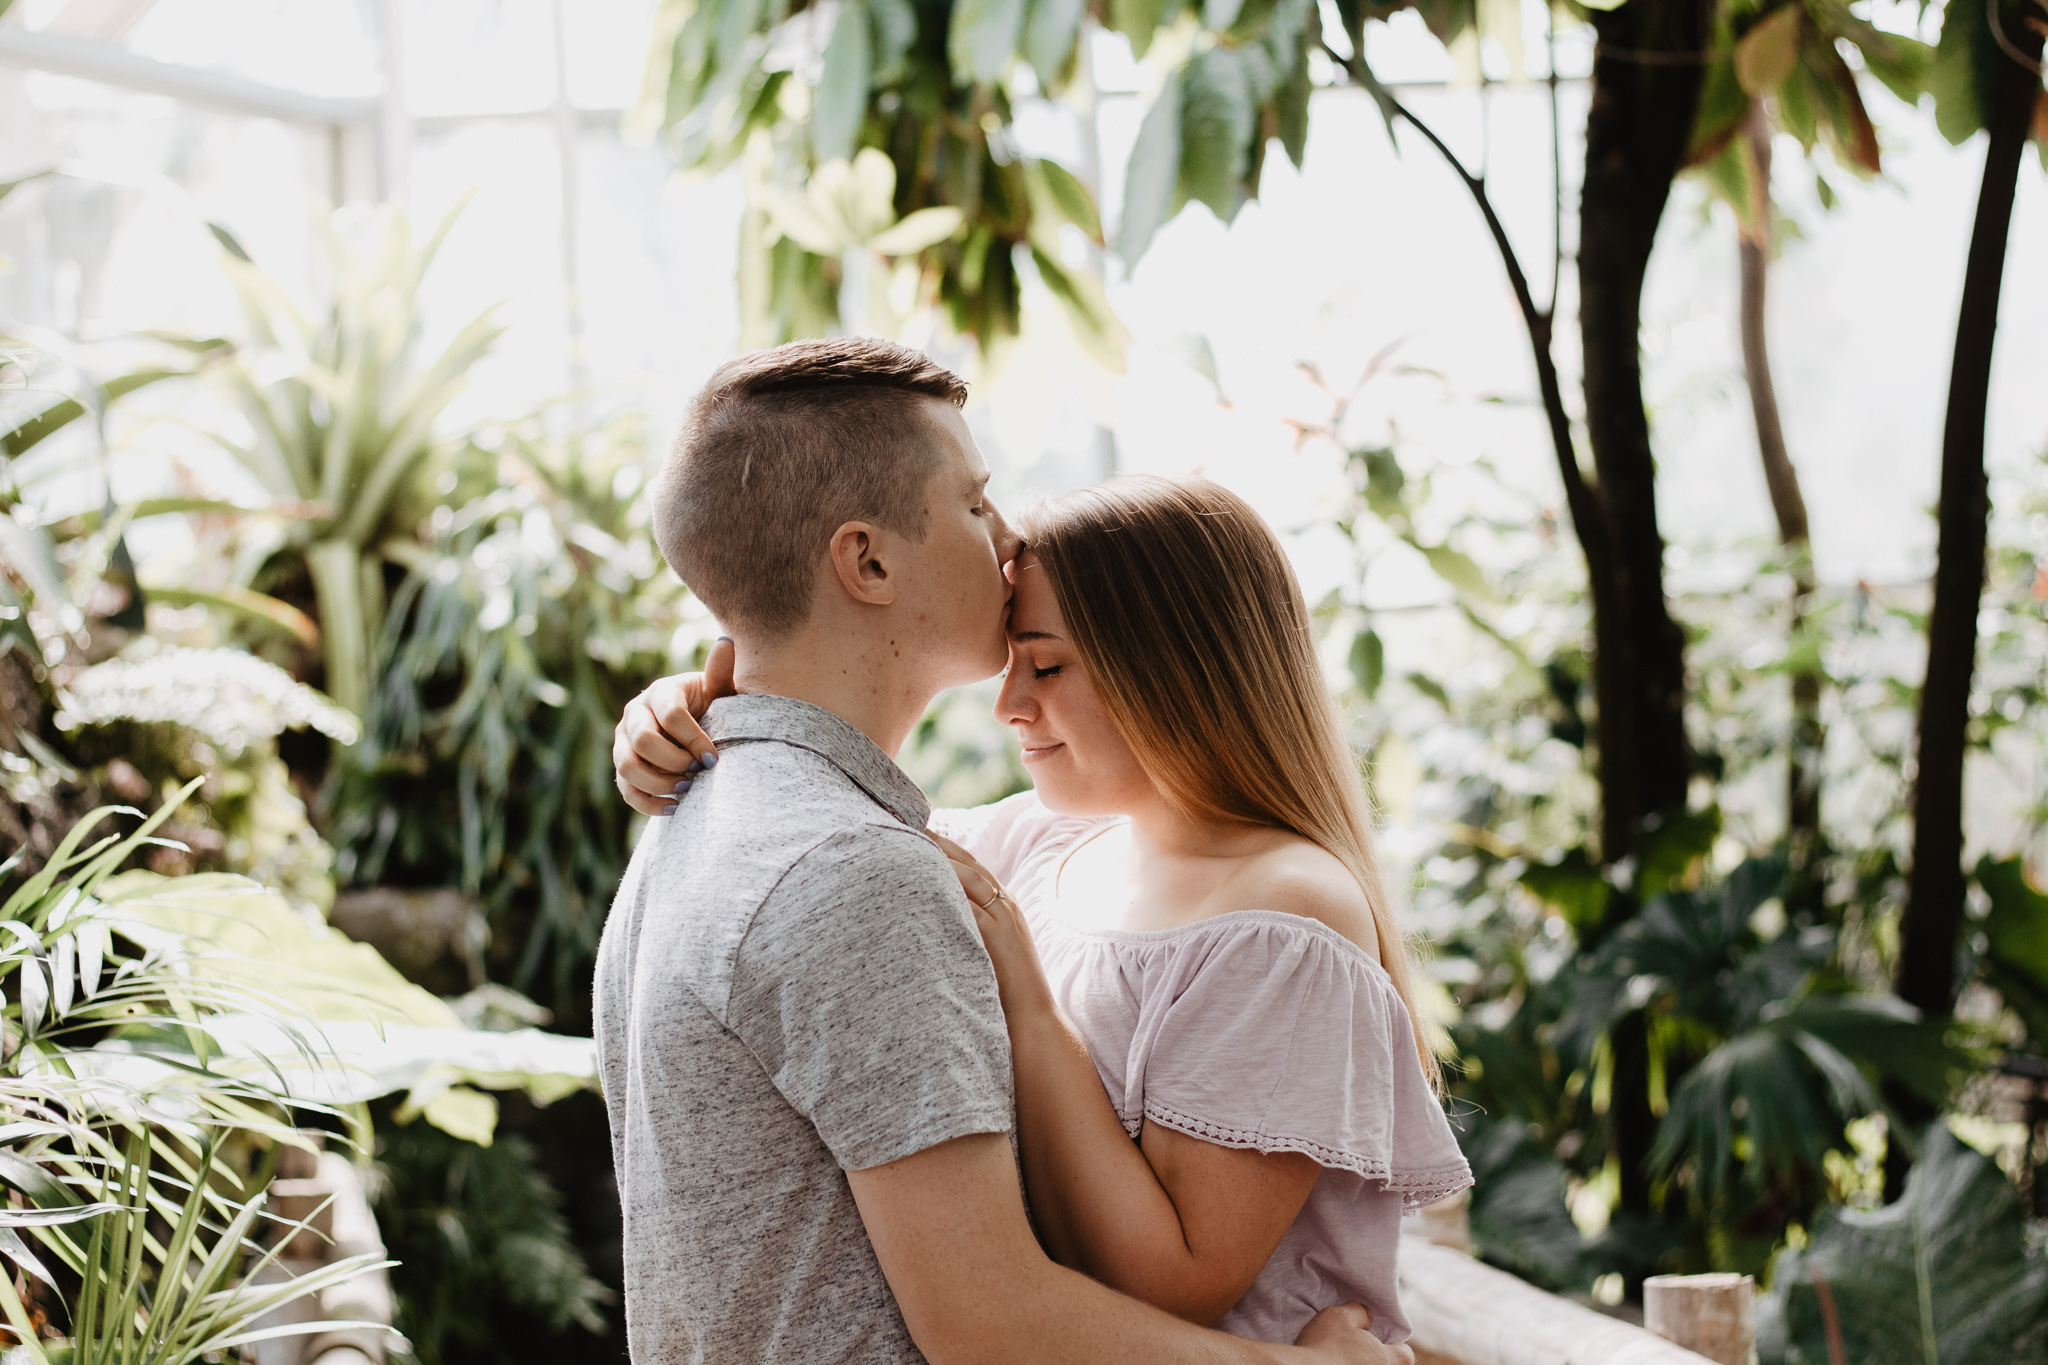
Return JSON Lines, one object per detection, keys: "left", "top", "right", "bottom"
{"left": 702, "top": 694, "right": 931, "bottom": 829}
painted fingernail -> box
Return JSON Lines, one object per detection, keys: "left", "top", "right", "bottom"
{"left": 699, "top": 751, "right": 718, "bottom": 769}
{"left": 718, "top": 635, "right": 732, "bottom": 643}
{"left": 661, "top": 802, "right": 678, "bottom": 817}
{"left": 686, "top": 757, "right": 703, "bottom": 774}
{"left": 671, "top": 779, "right": 692, "bottom": 795}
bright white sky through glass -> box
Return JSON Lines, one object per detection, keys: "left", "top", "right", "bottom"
{"left": 1, "top": 0, "right": 2042, "bottom": 609}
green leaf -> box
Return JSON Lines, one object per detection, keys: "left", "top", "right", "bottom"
{"left": 1634, "top": 806, "right": 1722, "bottom": 903}
{"left": 1814, "top": 42, "right": 1882, "bottom": 174}
{"left": 1652, "top": 995, "right": 1961, "bottom": 1202}
{"left": 1461, "top": 1119, "right": 1587, "bottom": 1290}
{"left": 1276, "top": 28, "right": 1312, "bottom": 169}
{"left": 1836, "top": 18, "right": 1931, "bottom": 106}
{"left": 98, "top": 870, "right": 459, "bottom": 1029}
{"left": 1686, "top": 55, "right": 1751, "bottom": 165}
{"left": 1179, "top": 47, "right": 1261, "bottom": 221}
{"left": 1778, "top": 59, "right": 1820, "bottom": 148}
{"left": 1978, "top": 856, "right": 2048, "bottom": 1042}
{"left": 1119, "top": 67, "right": 1186, "bottom": 265}
{"left": 0, "top": 1153, "right": 81, "bottom": 1213}
{"left": 1405, "top": 671, "right": 1451, "bottom": 707}
{"left": 948, "top": 0, "right": 1029, "bottom": 86}
{"left": 1029, "top": 246, "right": 1127, "bottom": 371}
{"left": 0, "top": 166, "right": 51, "bottom": 205}
{"left": 1026, "top": 158, "right": 1103, "bottom": 243}
{"left": 868, "top": 0, "right": 920, "bottom": 81}
{"left": 56, "top": 497, "right": 264, "bottom": 535}
{"left": 815, "top": 0, "right": 873, "bottom": 162}
{"left": 206, "top": 221, "right": 253, "bottom": 262}
{"left": 868, "top": 206, "right": 966, "bottom": 255}
{"left": 1023, "top": 0, "right": 1088, "bottom": 87}
{"left": 142, "top": 584, "right": 322, "bottom": 647}
{"left": 1927, "top": 0, "right": 2000, "bottom": 145}
{"left": 1418, "top": 541, "right": 1496, "bottom": 600}
{"left": 1699, "top": 135, "right": 1755, "bottom": 220}
{"left": 1107, "top": 0, "right": 1183, "bottom": 58}
{"left": 1205, "top": 0, "right": 1246, "bottom": 31}
{"left": 1735, "top": 5, "right": 1802, "bottom": 94}
{"left": 1758, "top": 1123, "right": 2048, "bottom": 1365}
{"left": 1521, "top": 848, "right": 1613, "bottom": 937}
{"left": 1979, "top": 855, "right": 2048, "bottom": 992}
{"left": 3, "top": 368, "right": 190, "bottom": 456}
{"left": 410, "top": 1085, "right": 501, "bottom": 1146}
{"left": 1653, "top": 1023, "right": 1857, "bottom": 1201}
{"left": 1349, "top": 627, "right": 1385, "bottom": 698}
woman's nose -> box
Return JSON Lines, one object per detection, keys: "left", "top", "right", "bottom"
{"left": 995, "top": 663, "right": 1033, "bottom": 724}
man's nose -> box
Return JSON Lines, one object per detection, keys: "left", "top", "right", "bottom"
{"left": 986, "top": 498, "right": 1023, "bottom": 568}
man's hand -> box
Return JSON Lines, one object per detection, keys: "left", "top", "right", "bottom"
{"left": 1294, "top": 1305, "right": 1414, "bottom": 1365}
{"left": 613, "top": 638, "right": 738, "bottom": 816}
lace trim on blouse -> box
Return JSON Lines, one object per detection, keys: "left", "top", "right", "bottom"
{"left": 1139, "top": 1101, "right": 1474, "bottom": 1211}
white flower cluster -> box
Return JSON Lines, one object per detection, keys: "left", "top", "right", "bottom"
{"left": 56, "top": 646, "right": 361, "bottom": 753}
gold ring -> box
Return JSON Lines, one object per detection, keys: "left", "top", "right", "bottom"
{"left": 974, "top": 884, "right": 1004, "bottom": 910}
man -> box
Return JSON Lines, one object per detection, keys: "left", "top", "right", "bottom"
{"left": 597, "top": 337, "right": 1401, "bottom": 1364}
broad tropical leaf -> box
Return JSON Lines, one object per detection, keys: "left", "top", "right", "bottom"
{"left": 1757, "top": 1123, "right": 2048, "bottom": 1365}
{"left": 1460, "top": 1118, "right": 1587, "bottom": 1290}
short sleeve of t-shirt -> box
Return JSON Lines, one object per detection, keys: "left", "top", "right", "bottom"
{"left": 726, "top": 824, "right": 1015, "bottom": 1172}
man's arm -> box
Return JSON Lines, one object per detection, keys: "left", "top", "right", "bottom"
{"left": 849, "top": 1133, "right": 1409, "bottom": 1365}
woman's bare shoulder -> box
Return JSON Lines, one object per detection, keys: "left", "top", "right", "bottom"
{"left": 1218, "top": 837, "right": 1379, "bottom": 960}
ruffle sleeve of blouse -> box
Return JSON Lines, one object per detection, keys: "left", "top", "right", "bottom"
{"left": 1137, "top": 916, "right": 1473, "bottom": 1210}
{"left": 926, "top": 792, "right": 1107, "bottom": 890}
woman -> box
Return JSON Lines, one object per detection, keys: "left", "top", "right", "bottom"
{"left": 617, "top": 476, "right": 1470, "bottom": 1344}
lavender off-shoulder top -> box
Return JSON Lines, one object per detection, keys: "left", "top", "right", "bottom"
{"left": 930, "top": 792, "right": 1473, "bottom": 1346}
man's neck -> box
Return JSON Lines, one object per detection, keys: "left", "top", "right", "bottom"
{"left": 730, "top": 624, "right": 938, "bottom": 758}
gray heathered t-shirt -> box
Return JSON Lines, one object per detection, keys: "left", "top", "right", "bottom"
{"left": 594, "top": 694, "right": 1014, "bottom": 1364}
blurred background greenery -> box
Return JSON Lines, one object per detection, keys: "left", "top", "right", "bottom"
{"left": 4, "top": 0, "right": 2047, "bottom": 1360}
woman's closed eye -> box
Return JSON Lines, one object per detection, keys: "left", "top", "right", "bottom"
{"left": 1033, "top": 665, "right": 1063, "bottom": 680}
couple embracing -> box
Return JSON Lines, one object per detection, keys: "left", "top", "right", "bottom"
{"left": 594, "top": 337, "right": 1472, "bottom": 1364}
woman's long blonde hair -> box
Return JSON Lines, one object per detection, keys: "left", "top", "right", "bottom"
{"left": 1020, "top": 475, "right": 1438, "bottom": 1087}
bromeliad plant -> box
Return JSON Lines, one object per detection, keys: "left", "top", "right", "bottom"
{"left": 207, "top": 204, "right": 504, "bottom": 721}
{"left": 0, "top": 789, "right": 391, "bottom": 1364}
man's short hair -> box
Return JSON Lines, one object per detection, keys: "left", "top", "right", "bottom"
{"left": 654, "top": 338, "right": 969, "bottom": 637}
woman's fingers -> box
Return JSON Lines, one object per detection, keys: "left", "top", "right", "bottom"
{"left": 614, "top": 768, "right": 676, "bottom": 818}
{"left": 703, "top": 635, "right": 736, "bottom": 697}
{"left": 611, "top": 643, "right": 738, "bottom": 817}
{"left": 639, "top": 675, "right": 721, "bottom": 770}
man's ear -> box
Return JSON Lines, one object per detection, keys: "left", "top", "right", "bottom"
{"left": 826, "top": 521, "right": 896, "bottom": 607}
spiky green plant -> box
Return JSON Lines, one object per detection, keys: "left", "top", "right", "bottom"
{"left": 0, "top": 789, "right": 394, "bottom": 1364}
{"left": 207, "top": 204, "right": 504, "bottom": 720}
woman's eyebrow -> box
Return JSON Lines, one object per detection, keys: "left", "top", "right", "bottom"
{"left": 1010, "top": 630, "right": 1062, "bottom": 642}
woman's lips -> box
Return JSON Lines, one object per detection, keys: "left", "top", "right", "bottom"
{"left": 1019, "top": 742, "right": 1065, "bottom": 763}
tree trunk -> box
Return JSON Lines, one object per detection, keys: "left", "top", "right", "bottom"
{"left": 1735, "top": 104, "right": 1825, "bottom": 916}
{"left": 1578, "top": 0, "right": 1713, "bottom": 1222}
{"left": 1895, "top": 4, "right": 2045, "bottom": 1022}
{"left": 1578, "top": 0, "right": 1711, "bottom": 878}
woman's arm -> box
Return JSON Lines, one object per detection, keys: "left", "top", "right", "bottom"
{"left": 931, "top": 834, "right": 1321, "bottom": 1326}
{"left": 612, "top": 640, "right": 735, "bottom": 815}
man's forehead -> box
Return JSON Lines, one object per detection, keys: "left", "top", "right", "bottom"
{"left": 927, "top": 401, "right": 989, "bottom": 483}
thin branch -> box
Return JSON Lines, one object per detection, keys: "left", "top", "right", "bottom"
{"left": 1548, "top": 3, "right": 1564, "bottom": 316}
{"left": 1319, "top": 38, "right": 1601, "bottom": 558}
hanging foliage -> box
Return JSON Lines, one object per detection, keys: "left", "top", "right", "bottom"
{"left": 639, "top": 0, "right": 1119, "bottom": 360}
